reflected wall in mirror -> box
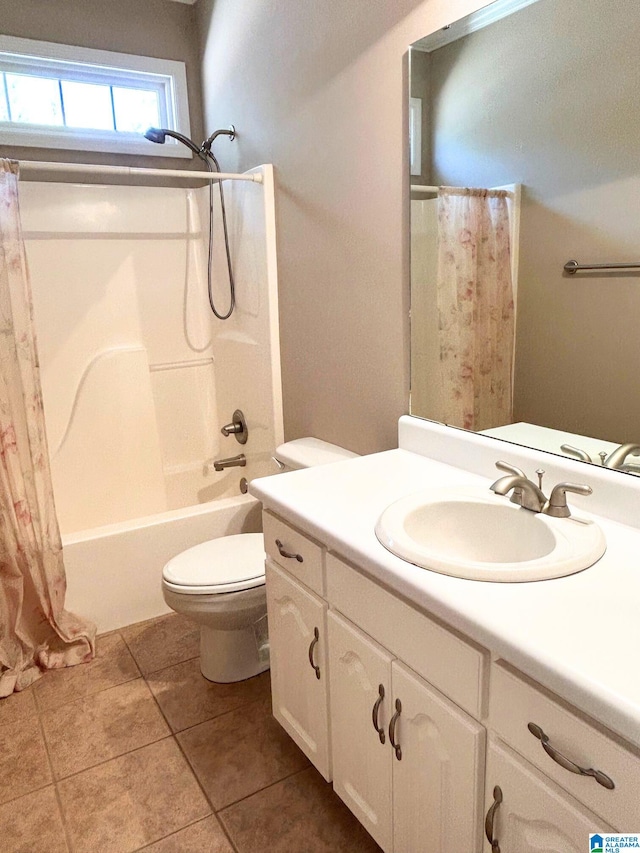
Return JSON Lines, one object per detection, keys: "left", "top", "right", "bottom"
{"left": 409, "top": 0, "right": 640, "bottom": 471}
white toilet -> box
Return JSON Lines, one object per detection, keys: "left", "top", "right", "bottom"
{"left": 161, "top": 438, "right": 358, "bottom": 682}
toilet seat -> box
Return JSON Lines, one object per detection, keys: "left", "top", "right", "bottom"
{"left": 162, "top": 533, "right": 265, "bottom": 595}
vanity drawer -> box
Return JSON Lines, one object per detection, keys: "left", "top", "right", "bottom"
{"left": 263, "top": 511, "right": 325, "bottom": 595}
{"left": 326, "top": 553, "right": 487, "bottom": 719}
{"left": 490, "top": 661, "right": 640, "bottom": 829}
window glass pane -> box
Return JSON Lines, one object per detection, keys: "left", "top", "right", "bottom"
{"left": 6, "top": 73, "right": 63, "bottom": 126}
{"left": 0, "top": 75, "right": 8, "bottom": 122}
{"left": 61, "top": 80, "right": 114, "bottom": 130}
{"left": 112, "top": 86, "right": 160, "bottom": 133}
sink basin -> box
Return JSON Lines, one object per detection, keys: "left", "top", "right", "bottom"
{"left": 375, "top": 487, "right": 606, "bottom": 582}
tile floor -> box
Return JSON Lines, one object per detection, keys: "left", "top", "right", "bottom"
{"left": 0, "top": 612, "right": 382, "bottom": 853}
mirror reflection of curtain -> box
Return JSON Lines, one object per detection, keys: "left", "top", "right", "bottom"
{"left": 436, "top": 187, "right": 514, "bottom": 431}
{"left": 0, "top": 160, "right": 95, "bottom": 696}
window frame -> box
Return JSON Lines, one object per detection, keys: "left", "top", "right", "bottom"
{"left": 0, "top": 35, "right": 192, "bottom": 158}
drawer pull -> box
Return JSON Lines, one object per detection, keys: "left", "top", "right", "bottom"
{"left": 388, "top": 698, "right": 402, "bottom": 760}
{"left": 484, "top": 785, "right": 502, "bottom": 853}
{"left": 275, "top": 539, "right": 303, "bottom": 562}
{"left": 371, "top": 684, "right": 386, "bottom": 745}
{"left": 308, "top": 627, "right": 321, "bottom": 679}
{"left": 527, "top": 722, "right": 615, "bottom": 790}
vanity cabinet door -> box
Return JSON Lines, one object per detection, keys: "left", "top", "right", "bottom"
{"left": 266, "top": 560, "right": 331, "bottom": 780}
{"left": 484, "top": 738, "right": 612, "bottom": 853}
{"left": 328, "top": 611, "right": 394, "bottom": 853}
{"left": 391, "top": 661, "right": 485, "bottom": 853}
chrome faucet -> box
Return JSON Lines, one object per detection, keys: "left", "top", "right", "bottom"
{"left": 490, "top": 462, "right": 548, "bottom": 512}
{"left": 603, "top": 443, "right": 640, "bottom": 471}
{"left": 213, "top": 453, "right": 246, "bottom": 471}
{"left": 490, "top": 461, "right": 593, "bottom": 517}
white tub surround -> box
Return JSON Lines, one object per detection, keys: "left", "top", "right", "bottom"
{"left": 21, "top": 168, "right": 283, "bottom": 633}
{"left": 23, "top": 167, "right": 282, "bottom": 533}
{"left": 250, "top": 416, "right": 640, "bottom": 850}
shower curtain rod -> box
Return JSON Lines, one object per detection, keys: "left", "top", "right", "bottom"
{"left": 17, "top": 160, "right": 262, "bottom": 183}
{"left": 411, "top": 184, "right": 515, "bottom": 195}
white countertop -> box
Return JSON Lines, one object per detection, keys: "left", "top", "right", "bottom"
{"left": 250, "top": 421, "right": 640, "bottom": 748}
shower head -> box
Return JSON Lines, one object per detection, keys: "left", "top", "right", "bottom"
{"left": 143, "top": 127, "right": 204, "bottom": 158}
{"left": 201, "top": 126, "right": 236, "bottom": 153}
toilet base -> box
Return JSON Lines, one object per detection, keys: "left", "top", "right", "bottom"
{"left": 200, "top": 624, "right": 270, "bottom": 683}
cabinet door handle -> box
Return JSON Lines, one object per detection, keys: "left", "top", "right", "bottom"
{"left": 371, "top": 684, "right": 386, "bottom": 744}
{"left": 484, "top": 785, "right": 502, "bottom": 853}
{"left": 275, "top": 539, "right": 303, "bottom": 562}
{"left": 388, "top": 698, "right": 402, "bottom": 760}
{"left": 308, "top": 627, "right": 320, "bottom": 679}
{"left": 527, "top": 723, "right": 615, "bottom": 790}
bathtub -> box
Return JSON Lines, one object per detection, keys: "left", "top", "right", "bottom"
{"left": 63, "top": 493, "right": 263, "bottom": 634}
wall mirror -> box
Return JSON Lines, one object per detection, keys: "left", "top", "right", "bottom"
{"left": 409, "top": 0, "right": 640, "bottom": 474}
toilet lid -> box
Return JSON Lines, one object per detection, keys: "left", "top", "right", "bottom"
{"left": 162, "top": 533, "right": 265, "bottom": 593}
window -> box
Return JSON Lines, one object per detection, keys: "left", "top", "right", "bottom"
{"left": 0, "top": 36, "right": 191, "bottom": 158}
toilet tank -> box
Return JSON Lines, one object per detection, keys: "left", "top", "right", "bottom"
{"left": 274, "top": 437, "right": 359, "bottom": 470}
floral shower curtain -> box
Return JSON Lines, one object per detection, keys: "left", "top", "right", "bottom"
{"left": 0, "top": 160, "right": 95, "bottom": 696}
{"left": 436, "top": 187, "right": 515, "bottom": 431}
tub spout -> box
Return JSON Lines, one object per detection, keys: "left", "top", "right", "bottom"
{"left": 213, "top": 453, "right": 247, "bottom": 472}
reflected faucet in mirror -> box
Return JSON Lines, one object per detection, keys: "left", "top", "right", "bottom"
{"left": 561, "top": 442, "right": 640, "bottom": 472}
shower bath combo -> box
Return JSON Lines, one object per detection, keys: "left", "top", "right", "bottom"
{"left": 21, "top": 128, "right": 283, "bottom": 634}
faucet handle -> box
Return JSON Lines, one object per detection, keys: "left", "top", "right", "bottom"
{"left": 495, "top": 460, "right": 526, "bottom": 478}
{"left": 560, "top": 444, "right": 594, "bottom": 464}
{"left": 544, "top": 482, "right": 593, "bottom": 518}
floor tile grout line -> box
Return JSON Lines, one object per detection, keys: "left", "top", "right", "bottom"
{"left": 32, "top": 631, "right": 142, "bottom": 717}
{"left": 52, "top": 781, "right": 75, "bottom": 853}
{"left": 130, "top": 813, "right": 231, "bottom": 853}
{"left": 52, "top": 733, "right": 178, "bottom": 786}
{"left": 139, "top": 654, "right": 200, "bottom": 679}
{"left": 34, "top": 671, "right": 141, "bottom": 717}
{"left": 141, "top": 665, "right": 240, "bottom": 852}
{"left": 0, "top": 778, "right": 52, "bottom": 810}
{"left": 167, "top": 692, "right": 269, "bottom": 738}
{"left": 37, "top": 676, "right": 172, "bottom": 783}
{"left": 141, "top": 653, "right": 201, "bottom": 679}
{"left": 33, "top": 709, "right": 74, "bottom": 853}
{"left": 168, "top": 719, "right": 240, "bottom": 853}
{"left": 217, "top": 765, "right": 312, "bottom": 815}
{"left": 119, "top": 618, "right": 200, "bottom": 680}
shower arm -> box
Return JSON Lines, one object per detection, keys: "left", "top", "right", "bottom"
{"left": 200, "top": 126, "right": 236, "bottom": 158}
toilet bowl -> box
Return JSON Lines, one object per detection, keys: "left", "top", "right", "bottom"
{"left": 161, "top": 437, "right": 358, "bottom": 683}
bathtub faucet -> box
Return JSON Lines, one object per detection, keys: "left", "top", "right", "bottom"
{"left": 212, "top": 453, "right": 247, "bottom": 472}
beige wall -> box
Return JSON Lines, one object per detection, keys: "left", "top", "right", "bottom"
{"left": 0, "top": 0, "right": 204, "bottom": 173}
{"left": 196, "top": 0, "right": 484, "bottom": 453}
{"left": 420, "top": 0, "right": 640, "bottom": 444}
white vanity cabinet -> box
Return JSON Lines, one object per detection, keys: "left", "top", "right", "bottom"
{"left": 327, "top": 611, "right": 394, "bottom": 850}
{"left": 262, "top": 508, "right": 639, "bottom": 852}
{"left": 484, "top": 661, "right": 638, "bottom": 850}
{"left": 484, "top": 738, "right": 613, "bottom": 853}
{"left": 327, "top": 611, "right": 485, "bottom": 853}
{"left": 264, "top": 510, "right": 487, "bottom": 853}
{"left": 265, "top": 559, "right": 331, "bottom": 780}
